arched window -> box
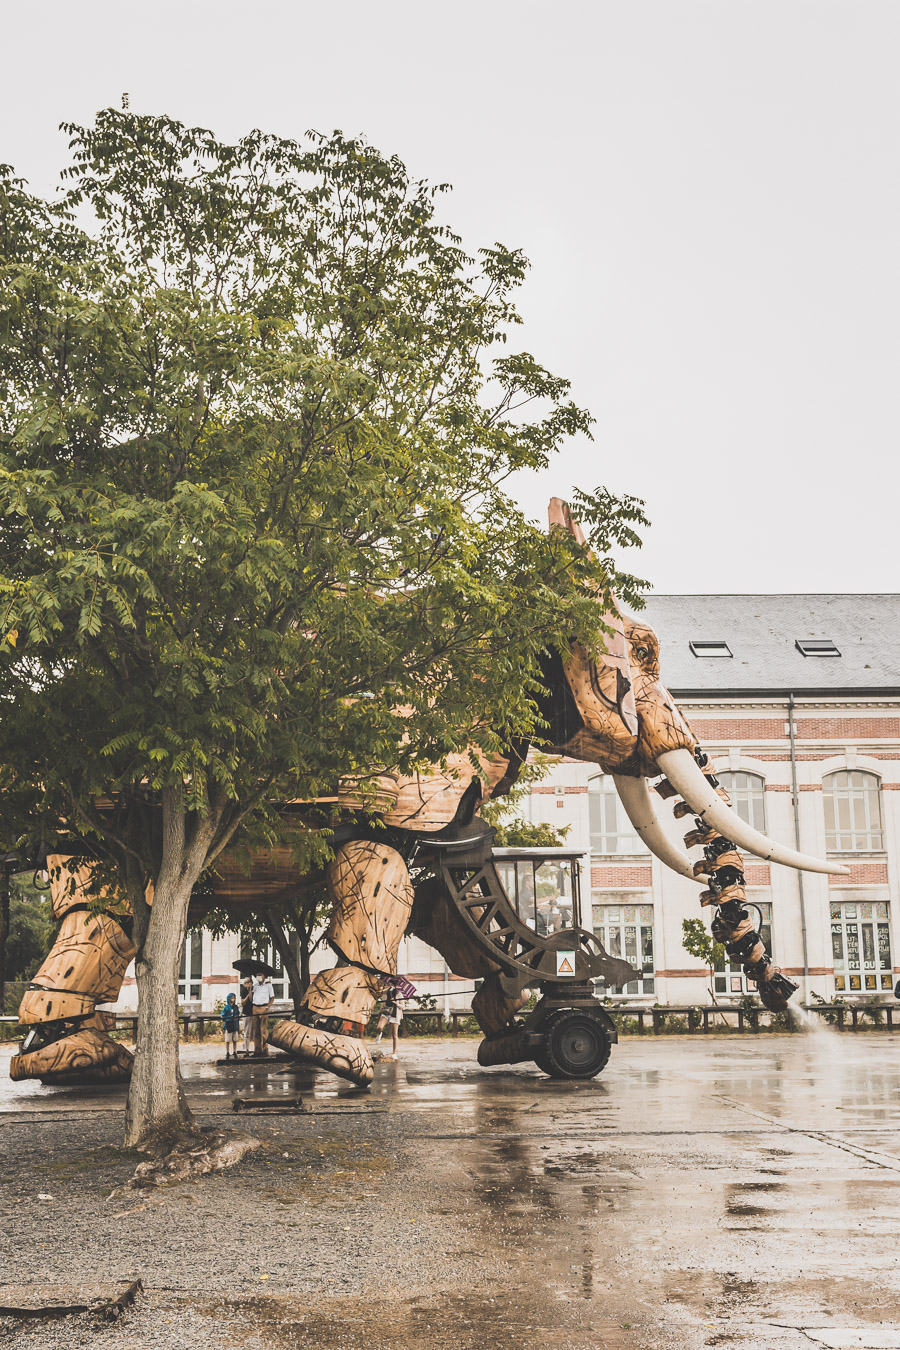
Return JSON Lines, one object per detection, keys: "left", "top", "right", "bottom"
{"left": 717, "top": 771, "right": 767, "bottom": 832}
{"left": 823, "top": 771, "right": 883, "bottom": 852}
{"left": 589, "top": 775, "right": 647, "bottom": 855}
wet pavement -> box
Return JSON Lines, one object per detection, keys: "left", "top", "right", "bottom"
{"left": 1, "top": 1029, "right": 899, "bottom": 1348}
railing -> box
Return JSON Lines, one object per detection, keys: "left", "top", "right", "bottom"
{"left": 603, "top": 1003, "right": 900, "bottom": 1034}
{"left": 1, "top": 1002, "right": 897, "bottom": 1044}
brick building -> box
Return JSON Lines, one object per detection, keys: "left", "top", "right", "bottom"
{"left": 115, "top": 593, "right": 900, "bottom": 1013}
{"left": 522, "top": 594, "right": 900, "bottom": 1007}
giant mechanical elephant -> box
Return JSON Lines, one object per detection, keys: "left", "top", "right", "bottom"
{"left": 9, "top": 500, "right": 845, "bottom": 1086}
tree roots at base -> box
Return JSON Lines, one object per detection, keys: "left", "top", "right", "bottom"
{"left": 115, "top": 1126, "right": 261, "bottom": 1193}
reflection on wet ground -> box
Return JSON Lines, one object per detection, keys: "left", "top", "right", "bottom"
{"left": 2, "top": 1033, "right": 900, "bottom": 1348}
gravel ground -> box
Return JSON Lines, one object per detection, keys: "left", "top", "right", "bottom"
{"left": 2, "top": 1036, "right": 900, "bottom": 1349}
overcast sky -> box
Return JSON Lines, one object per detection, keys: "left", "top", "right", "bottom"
{"left": 4, "top": 1, "right": 898, "bottom": 595}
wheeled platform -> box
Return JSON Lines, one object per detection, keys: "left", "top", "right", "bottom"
{"left": 410, "top": 827, "right": 637, "bottom": 1080}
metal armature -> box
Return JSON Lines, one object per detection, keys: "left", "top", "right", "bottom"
{"left": 659, "top": 749, "right": 798, "bottom": 1012}
{"left": 9, "top": 857, "right": 136, "bottom": 1083}
{"left": 269, "top": 839, "right": 414, "bottom": 1085}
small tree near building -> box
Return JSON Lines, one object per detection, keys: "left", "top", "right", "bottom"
{"left": 681, "top": 918, "right": 726, "bottom": 1005}
{"left": 0, "top": 871, "right": 55, "bottom": 1012}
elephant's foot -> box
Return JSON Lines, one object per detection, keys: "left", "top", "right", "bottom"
{"left": 476, "top": 1024, "right": 530, "bottom": 1067}
{"left": 10, "top": 1025, "right": 134, "bottom": 1083}
{"left": 472, "top": 972, "right": 529, "bottom": 1036}
{"left": 268, "top": 1019, "right": 374, "bottom": 1087}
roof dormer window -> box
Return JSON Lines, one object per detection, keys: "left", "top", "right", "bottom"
{"left": 689, "top": 641, "right": 732, "bottom": 658}
{"left": 796, "top": 639, "right": 840, "bottom": 657}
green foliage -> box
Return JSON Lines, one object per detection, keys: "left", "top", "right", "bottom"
{"left": 681, "top": 918, "right": 725, "bottom": 972}
{"left": 480, "top": 754, "right": 570, "bottom": 847}
{"left": 198, "top": 880, "right": 331, "bottom": 1006}
{"left": 0, "top": 109, "right": 646, "bottom": 907}
{"left": 809, "top": 990, "right": 849, "bottom": 1027}
{"left": 6, "top": 872, "right": 54, "bottom": 981}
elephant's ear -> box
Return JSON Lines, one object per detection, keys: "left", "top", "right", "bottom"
{"left": 548, "top": 498, "right": 638, "bottom": 739}
{"left": 548, "top": 497, "right": 589, "bottom": 551}
{"left": 548, "top": 495, "right": 623, "bottom": 615}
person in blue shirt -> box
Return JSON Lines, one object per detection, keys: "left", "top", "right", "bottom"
{"left": 221, "top": 992, "right": 241, "bottom": 1060}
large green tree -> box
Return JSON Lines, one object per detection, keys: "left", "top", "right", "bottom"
{"left": 0, "top": 110, "right": 646, "bottom": 1148}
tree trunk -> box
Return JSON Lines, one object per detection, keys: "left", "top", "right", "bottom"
{"left": 299, "top": 933, "right": 311, "bottom": 1002}
{"left": 124, "top": 874, "right": 196, "bottom": 1149}
{"left": 124, "top": 789, "right": 217, "bottom": 1151}
{"left": 262, "top": 913, "right": 304, "bottom": 1018}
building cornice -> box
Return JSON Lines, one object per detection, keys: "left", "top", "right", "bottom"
{"left": 677, "top": 695, "right": 900, "bottom": 711}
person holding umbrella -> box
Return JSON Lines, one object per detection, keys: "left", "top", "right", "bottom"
{"left": 250, "top": 971, "right": 276, "bottom": 1055}
{"left": 233, "top": 959, "right": 277, "bottom": 1057}
{"left": 240, "top": 978, "right": 254, "bottom": 1055}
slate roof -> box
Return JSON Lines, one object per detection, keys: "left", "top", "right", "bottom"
{"left": 637, "top": 594, "right": 900, "bottom": 697}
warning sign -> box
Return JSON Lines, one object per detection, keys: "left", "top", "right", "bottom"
{"left": 555, "top": 951, "right": 576, "bottom": 977}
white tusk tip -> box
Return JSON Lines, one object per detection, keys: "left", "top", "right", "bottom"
{"left": 657, "top": 748, "right": 847, "bottom": 877}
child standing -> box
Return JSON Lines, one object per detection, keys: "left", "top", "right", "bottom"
{"left": 221, "top": 992, "right": 241, "bottom": 1060}
{"left": 374, "top": 988, "right": 403, "bottom": 1061}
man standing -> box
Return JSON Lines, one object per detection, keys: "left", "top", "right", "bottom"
{"left": 240, "top": 978, "right": 254, "bottom": 1055}
{"left": 251, "top": 971, "right": 275, "bottom": 1056}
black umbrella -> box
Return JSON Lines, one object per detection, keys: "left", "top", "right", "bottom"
{"left": 233, "top": 957, "right": 277, "bottom": 977}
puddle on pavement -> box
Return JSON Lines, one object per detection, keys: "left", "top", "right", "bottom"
{"left": 723, "top": 1178, "right": 787, "bottom": 1220}
{"left": 5, "top": 1036, "right": 900, "bottom": 1349}
{"left": 188, "top": 1288, "right": 661, "bottom": 1350}
{"left": 666, "top": 1268, "right": 900, "bottom": 1338}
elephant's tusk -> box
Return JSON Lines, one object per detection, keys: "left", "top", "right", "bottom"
{"left": 612, "top": 774, "right": 701, "bottom": 881}
{"left": 655, "top": 748, "right": 849, "bottom": 876}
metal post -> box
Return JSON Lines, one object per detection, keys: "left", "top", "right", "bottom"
{"left": 788, "top": 695, "right": 811, "bottom": 1002}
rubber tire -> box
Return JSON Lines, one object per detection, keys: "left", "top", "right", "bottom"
{"left": 533, "top": 1043, "right": 554, "bottom": 1076}
{"left": 539, "top": 1010, "right": 612, "bottom": 1079}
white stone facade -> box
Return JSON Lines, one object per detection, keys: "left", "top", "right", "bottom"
{"left": 522, "top": 696, "right": 900, "bottom": 1006}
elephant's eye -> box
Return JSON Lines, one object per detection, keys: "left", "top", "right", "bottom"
{"left": 634, "top": 646, "right": 649, "bottom": 660}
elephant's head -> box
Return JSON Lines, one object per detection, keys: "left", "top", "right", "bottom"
{"left": 541, "top": 498, "right": 844, "bottom": 879}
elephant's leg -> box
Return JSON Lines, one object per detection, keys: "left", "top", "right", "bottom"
{"left": 270, "top": 840, "right": 413, "bottom": 1087}
{"left": 411, "top": 880, "right": 529, "bottom": 1044}
{"left": 10, "top": 858, "right": 136, "bottom": 1083}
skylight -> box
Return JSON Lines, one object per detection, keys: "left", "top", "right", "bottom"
{"left": 796, "top": 639, "right": 841, "bottom": 657}
{"left": 689, "top": 641, "right": 732, "bottom": 658}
